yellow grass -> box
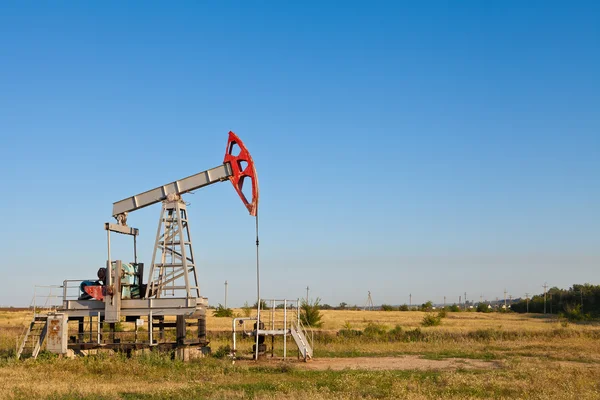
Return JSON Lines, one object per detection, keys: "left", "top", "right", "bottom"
{"left": 1, "top": 309, "right": 600, "bottom": 399}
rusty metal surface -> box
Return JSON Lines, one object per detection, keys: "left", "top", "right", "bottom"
{"left": 46, "top": 314, "right": 67, "bottom": 354}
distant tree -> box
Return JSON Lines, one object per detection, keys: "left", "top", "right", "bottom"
{"left": 300, "top": 298, "right": 323, "bottom": 327}
{"left": 508, "top": 283, "right": 600, "bottom": 317}
{"left": 476, "top": 303, "right": 492, "bottom": 313}
{"left": 253, "top": 300, "right": 268, "bottom": 310}
{"left": 381, "top": 304, "right": 395, "bottom": 311}
{"left": 242, "top": 302, "right": 252, "bottom": 317}
{"left": 420, "top": 301, "right": 433, "bottom": 312}
{"left": 213, "top": 304, "right": 233, "bottom": 318}
{"left": 448, "top": 304, "right": 461, "bottom": 312}
{"left": 321, "top": 304, "right": 333, "bottom": 310}
{"left": 398, "top": 304, "right": 409, "bottom": 311}
{"left": 338, "top": 302, "right": 348, "bottom": 310}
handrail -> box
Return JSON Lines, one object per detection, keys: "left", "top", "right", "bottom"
{"left": 296, "top": 318, "right": 314, "bottom": 356}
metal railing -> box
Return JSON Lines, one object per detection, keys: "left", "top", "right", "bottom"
{"left": 16, "top": 285, "right": 62, "bottom": 358}
{"left": 296, "top": 318, "right": 314, "bottom": 359}
{"left": 15, "top": 281, "right": 94, "bottom": 357}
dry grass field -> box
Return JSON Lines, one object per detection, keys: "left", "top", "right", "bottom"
{"left": 1, "top": 308, "right": 600, "bottom": 399}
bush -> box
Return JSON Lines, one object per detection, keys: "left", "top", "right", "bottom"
{"left": 420, "top": 301, "right": 434, "bottom": 312}
{"left": 213, "top": 304, "right": 233, "bottom": 318}
{"left": 561, "top": 304, "right": 590, "bottom": 322}
{"left": 448, "top": 304, "right": 461, "bottom": 312}
{"left": 477, "top": 303, "right": 492, "bottom": 313}
{"left": 398, "top": 304, "right": 409, "bottom": 311}
{"left": 381, "top": 304, "right": 395, "bottom": 311}
{"left": 363, "top": 323, "right": 388, "bottom": 338}
{"left": 338, "top": 328, "right": 362, "bottom": 338}
{"left": 300, "top": 298, "right": 323, "bottom": 327}
{"left": 213, "top": 345, "right": 231, "bottom": 359}
{"left": 242, "top": 302, "right": 252, "bottom": 317}
{"left": 421, "top": 313, "right": 441, "bottom": 327}
{"left": 389, "top": 324, "right": 403, "bottom": 340}
{"left": 437, "top": 309, "right": 447, "bottom": 319}
{"left": 405, "top": 327, "right": 424, "bottom": 341}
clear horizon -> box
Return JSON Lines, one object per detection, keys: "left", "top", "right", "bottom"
{"left": 1, "top": 1, "right": 598, "bottom": 307}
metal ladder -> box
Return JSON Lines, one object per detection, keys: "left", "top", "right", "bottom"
{"left": 17, "top": 315, "right": 48, "bottom": 360}
{"left": 290, "top": 321, "right": 313, "bottom": 361}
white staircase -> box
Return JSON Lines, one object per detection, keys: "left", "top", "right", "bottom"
{"left": 17, "top": 315, "right": 48, "bottom": 360}
{"left": 290, "top": 321, "right": 313, "bottom": 361}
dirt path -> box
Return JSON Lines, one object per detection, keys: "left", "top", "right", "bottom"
{"left": 239, "top": 356, "right": 502, "bottom": 371}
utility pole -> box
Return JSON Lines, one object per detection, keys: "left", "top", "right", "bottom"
{"left": 543, "top": 283, "right": 548, "bottom": 314}
{"left": 480, "top": 294, "right": 483, "bottom": 304}
{"left": 459, "top": 295, "right": 462, "bottom": 308}
{"left": 525, "top": 293, "right": 529, "bottom": 313}
{"left": 464, "top": 292, "right": 467, "bottom": 310}
{"left": 306, "top": 286, "right": 309, "bottom": 304}
{"left": 224, "top": 280, "right": 228, "bottom": 309}
{"left": 504, "top": 289, "right": 507, "bottom": 309}
{"left": 444, "top": 296, "right": 446, "bottom": 307}
{"left": 409, "top": 293, "right": 412, "bottom": 308}
{"left": 365, "top": 291, "right": 374, "bottom": 311}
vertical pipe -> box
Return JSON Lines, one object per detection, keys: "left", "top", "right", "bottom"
{"left": 97, "top": 312, "right": 101, "bottom": 344}
{"left": 283, "top": 300, "right": 287, "bottom": 360}
{"left": 232, "top": 318, "right": 236, "bottom": 353}
{"left": 133, "top": 235, "right": 137, "bottom": 264}
{"left": 254, "top": 213, "right": 260, "bottom": 361}
{"left": 106, "top": 230, "right": 113, "bottom": 287}
{"left": 255, "top": 299, "right": 261, "bottom": 360}
{"left": 62, "top": 282, "right": 67, "bottom": 308}
{"left": 149, "top": 310, "right": 153, "bottom": 345}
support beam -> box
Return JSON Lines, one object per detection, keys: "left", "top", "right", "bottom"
{"left": 112, "top": 164, "right": 233, "bottom": 217}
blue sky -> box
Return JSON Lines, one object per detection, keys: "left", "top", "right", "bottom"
{"left": 0, "top": 1, "right": 598, "bottom": 307}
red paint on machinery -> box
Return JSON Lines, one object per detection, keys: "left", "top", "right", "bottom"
{"left": 224, "top": 131, "right": 259, "bottom": 216}
{"left": 84, "top": 285, "right": 105, "bottom": 301}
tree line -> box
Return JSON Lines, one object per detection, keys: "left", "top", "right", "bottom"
{"left": 510, "top": 283, "right": 600, "bottom": 319}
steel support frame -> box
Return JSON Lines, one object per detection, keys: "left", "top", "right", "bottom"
{"left": 145, "top": 200, "right": 199, "bottom": 299}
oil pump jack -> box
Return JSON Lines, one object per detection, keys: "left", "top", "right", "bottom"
{"left": 18, "top": 132, "right": 258, "bottom": 359}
